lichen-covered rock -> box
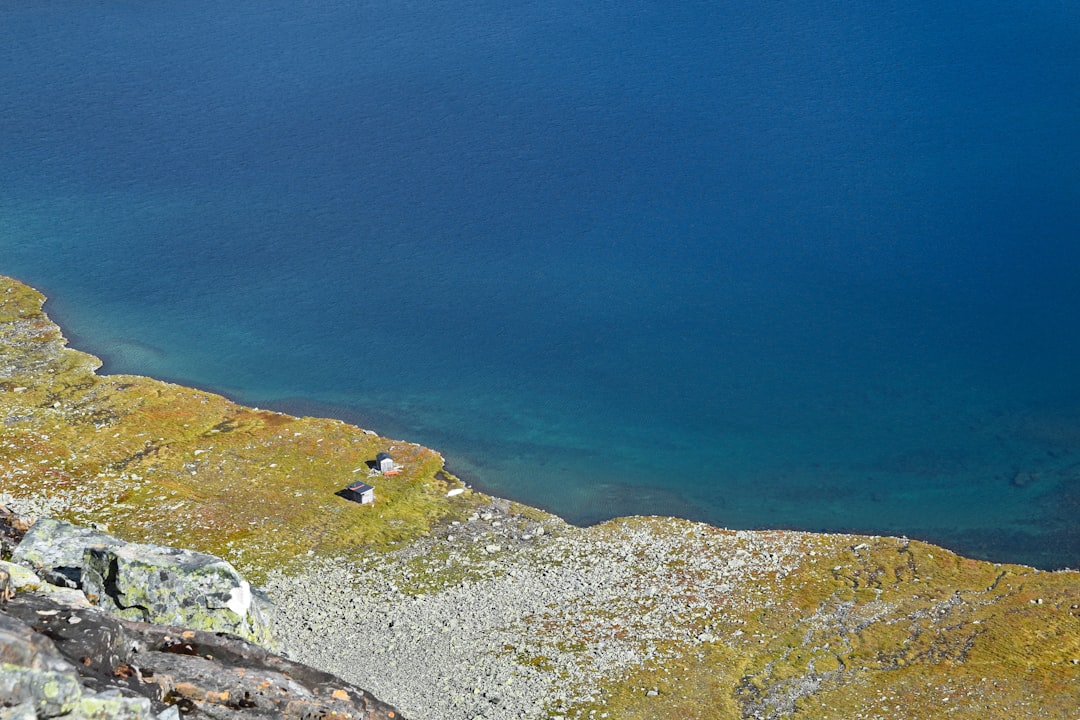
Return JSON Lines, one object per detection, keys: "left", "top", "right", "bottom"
{"left": 12, "top": 519, "right": 275, "bottom": 648}
{"left": 69, "top": 690, "right": 155, "bottom": 720}
{"left": 1, "top": 560, "right": 43, "bottom": 592}
{"left": 10, "top": 520, "right": 120, "bottom": 589}
{"left": 0, "top": 560, "right": 91, "bottom": 609}
{"left": 1, "top": 591, "right": 161, "bottom": 719}
{"left": 80, "top": 544, "right": 274, "bottom": 649}
{"left": 0, "top": 673, "right": 153, "bottom": 720}
{"left": 0, "top": 668, "right": 83, "bottom": 718}
{"left": 0, "top": 611, "right": 74, "bottom": 673}
{"left": 0, "top": 702, "right": 39, "bottom": 720}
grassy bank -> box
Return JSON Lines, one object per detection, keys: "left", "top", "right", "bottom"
{"left": 0, "top": 275, "right": 500, "bottom": 582}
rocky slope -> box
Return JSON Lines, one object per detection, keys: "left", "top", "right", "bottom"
{"left": 1, "top": 274, "right": 1078, "bottom": 719}
{"left": 0, "top": 507, "right": 403, "bottom": 720}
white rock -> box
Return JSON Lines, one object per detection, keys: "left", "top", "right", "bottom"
{"left": 226, "top": 580, "right": 253, "bottom": 616}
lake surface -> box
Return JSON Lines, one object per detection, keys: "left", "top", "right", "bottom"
{"left": 3, "top": 0, "right": 1079, "bottom": 568}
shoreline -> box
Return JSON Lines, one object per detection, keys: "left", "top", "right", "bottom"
{"left": 16, "top": 271, "right": 1078, "bottom": 571}
{"left": 3, "top": 272, "right": 1078, "bottom": 719}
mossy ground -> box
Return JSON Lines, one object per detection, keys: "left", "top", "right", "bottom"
{"left": 2, "top": 274, "right": 1077, "bottom": 718}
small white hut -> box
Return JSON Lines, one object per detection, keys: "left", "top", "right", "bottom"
{"left": 376, "top": 452, "right": 400, "bottom": 475}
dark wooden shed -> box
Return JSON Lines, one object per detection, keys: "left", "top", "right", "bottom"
{"left": 342, "top": 481, "right": 375, "bottom": 505}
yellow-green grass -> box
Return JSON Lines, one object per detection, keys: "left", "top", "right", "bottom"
{"left": 0, "top": 275, "right": 492, "bottom": 582}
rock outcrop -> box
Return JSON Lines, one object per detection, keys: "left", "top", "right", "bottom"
{"left": 1, "top": 510, "right": 404, "bottom": 720}
{"left": 12, "top": 519, "right": 275, "bottom": 649}
{"left": 1, "top": 590, "right": 404, "bottom": 720}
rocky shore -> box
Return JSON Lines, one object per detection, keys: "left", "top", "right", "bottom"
{"left": 263, "top": 503, "right": 808, "bottom": 720}
{"left": 261, "top": 506, "right": 1080, "bottom": 720}
{"left": 2, "top": 273, "right": 1079, "bottom": 719}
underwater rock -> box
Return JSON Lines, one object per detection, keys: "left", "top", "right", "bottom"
{"left": 1010, "top": 470, "right": 1039, "bottom": 488}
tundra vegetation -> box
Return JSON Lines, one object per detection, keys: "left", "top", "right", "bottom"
{"left": 1, "top": 274, "right": 1077, "bottom": 719}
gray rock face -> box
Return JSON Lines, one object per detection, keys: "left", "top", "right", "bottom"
{"left": 0, "top": 603, "right": 77, "bottom": 673}
{"left": 8, "top": 519, "right": 109, "bottom": 589}
{"left": 12, "top": 519, "right": 275, "bottom": 648}
{"left": 1, "top": 509, "right": 404, "bottom": 720}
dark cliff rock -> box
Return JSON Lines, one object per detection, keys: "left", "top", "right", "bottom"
{"left": 1, "top": 592, "right": 404, "bottom": 720}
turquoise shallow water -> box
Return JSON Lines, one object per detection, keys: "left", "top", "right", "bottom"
{"left": 2, "top": 0, "right": 1079, "bottom": 568}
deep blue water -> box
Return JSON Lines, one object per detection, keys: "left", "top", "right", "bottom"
{"left": 3, "top": 1, "right": 1079, "bottom": 568}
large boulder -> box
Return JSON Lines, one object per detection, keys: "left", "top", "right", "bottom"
{"left": 11, "top": 519, "right": 275, "bottom": 648}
